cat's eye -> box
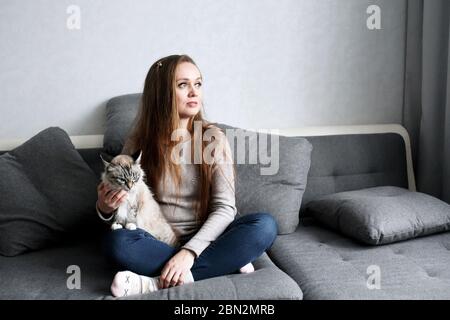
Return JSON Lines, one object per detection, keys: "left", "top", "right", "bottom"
{"left": 116, "top": 178, "right": 125, "bottom": 184}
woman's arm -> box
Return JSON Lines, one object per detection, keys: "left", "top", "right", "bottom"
{"left": 159, "top": 131, "right": 237, "bottom": 288}
{"left": 182, "top": 131, "right": 237, "bottom": 258}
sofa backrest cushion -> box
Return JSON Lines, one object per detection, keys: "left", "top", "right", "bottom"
{"left": 103, "top": 93, "right": 140, "bottom": 156}
{"left": 216, "top": 123, "right": 313, "bottom": 234}
{"left": 301, "top": 133, "right": 408, "bottom": 213}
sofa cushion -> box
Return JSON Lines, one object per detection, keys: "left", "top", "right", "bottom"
{"left": 0, "top": 236, "right": 302, "bottom": 300}
{"left": 0, "top": 127, "right": 100, "bottom": 257}
{"left": 269, "top": 217, "right": 450, "bottom": 299}
{"left": 109, "top": 253, "right": 302, "bottom": 300}
{"left": 103, "top": 93, "right": 140, "bottom": 156}
{"left": 305, "top": 186, "right": 450, "bottom": 245}
{"left": 300, "top": 133, "right": 408, "bottom": 214}
{"left": 0, "top": 237, "right": 114, "bottom": 299}
{"left": 217, "top": 123, "right": 312, "bottom": 234}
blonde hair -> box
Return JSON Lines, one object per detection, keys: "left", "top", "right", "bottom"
{"left": 126, "top": 54, "right": 235, "bottom": 222}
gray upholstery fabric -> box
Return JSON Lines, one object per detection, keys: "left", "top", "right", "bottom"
{"left": 0, "top": 237, "right": 114, "bottom": 299}
{"left": 216, "top": 123, "right": 312, "bottom": 234}
{"left": 305, "top": 186, "right": 450, "bottom": 245}
{"left": 78, "top": 148, "right": 105, "bottom": 179}
{"left": 301, "top": 134, "right": 408, "bottom": 213}
{"left": 269, "top": 218, "right": 450, "bottom": 299}
{"left": 108, "top": 253, "right": 302, "bottom": 300}
{"left": 0, "top": 236, "right": 302, "bottom": 300}
{"left": 103, "top": 93, "right": 140, "bottom": 156}
{"left": 0, "top": 127, "right": 101, "bottom": 257}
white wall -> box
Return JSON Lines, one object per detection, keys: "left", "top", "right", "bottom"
{"left": 0, "top": 0, "right": 406, "bottom": 139}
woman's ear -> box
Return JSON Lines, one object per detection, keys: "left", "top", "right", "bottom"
{"left": 132, "top": 150, "right": 142, "bottom": 164}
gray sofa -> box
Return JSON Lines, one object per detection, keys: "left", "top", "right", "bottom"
{"left": 1, "top": 94, "right": 450, "bottom": 300}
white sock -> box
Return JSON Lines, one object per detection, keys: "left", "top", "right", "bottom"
{"left": 185, "top": 270, "right": 195, "bottom": 283}
{"left": 239, "top": 262, "right": 255, "bottom": 274}
{"left": 110, "top": 271, "right": 159, "bottom": 297}
{"left": 110, "top": 270, "right": 195, "bottom": 297}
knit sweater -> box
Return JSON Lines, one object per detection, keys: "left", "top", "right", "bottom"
{"left": 120, "top": 129, "right": 237, "bottom": 258}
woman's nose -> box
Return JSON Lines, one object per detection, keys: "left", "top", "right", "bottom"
{"left": 188, "top": 85, "right": 198, "bottom": 97}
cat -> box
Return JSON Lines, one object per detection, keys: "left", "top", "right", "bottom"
{"left": 100, "top": 151, "right": 179, "bottom": 247}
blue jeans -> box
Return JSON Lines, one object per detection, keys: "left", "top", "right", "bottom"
{"left": 103, "top": 213, "right": 277, "bottom": 281}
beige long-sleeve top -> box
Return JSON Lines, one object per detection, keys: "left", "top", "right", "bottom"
{"left": 121, "top": 129, "right": 237, "bottom": 258}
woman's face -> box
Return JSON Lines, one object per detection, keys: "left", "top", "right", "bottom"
{"left": 175, "top": 62, "right": 203, "bottom": 120}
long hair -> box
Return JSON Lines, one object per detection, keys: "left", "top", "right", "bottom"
{"left": 126, "top": 54, "right": 234, "bottom": 222}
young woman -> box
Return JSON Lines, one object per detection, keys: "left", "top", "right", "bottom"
{"left": 96, "top": 54, "right": 277, "bottom": 297}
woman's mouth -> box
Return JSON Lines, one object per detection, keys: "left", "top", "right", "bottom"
{"left": 187, "top": 102, "right": 198, "bottom": 107}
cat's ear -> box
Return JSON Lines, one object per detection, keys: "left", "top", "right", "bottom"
{"left": 132, "top": 150, "right": 142, "bottom": 165}
{"left": 100, "top": 153, "right": 112, "bottom": 167}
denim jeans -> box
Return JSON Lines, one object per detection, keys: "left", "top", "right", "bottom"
{"left": 102, "top": 212, "right": 277, "bottom": 281}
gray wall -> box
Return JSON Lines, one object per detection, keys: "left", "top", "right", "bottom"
{"left": 0, "top": 0, "right": 406, "bottom": 139}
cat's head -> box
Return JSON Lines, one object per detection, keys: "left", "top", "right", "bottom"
{"left": 100, "top": 151, "right": 144, "bottom": 192}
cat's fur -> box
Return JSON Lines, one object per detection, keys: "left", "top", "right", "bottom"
{"left": 100, "top": 152, "right": 179, "bottom": 247}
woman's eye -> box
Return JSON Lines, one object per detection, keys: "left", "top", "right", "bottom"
{"left": 178, "top": 82, "right": 202, "bottom": 89}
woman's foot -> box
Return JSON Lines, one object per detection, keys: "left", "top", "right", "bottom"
{"left": 110, "top": 270, "right": 196, "bottom": 297}
{"left": 239, "top": 262, "right": 255, "bottom": 274}
{"left": 110, "top": 271, "right": 159, "bottom": 297}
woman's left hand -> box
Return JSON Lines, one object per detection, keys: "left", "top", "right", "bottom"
{"left": 160, "top": 248, "right": 196, "bottom": 288}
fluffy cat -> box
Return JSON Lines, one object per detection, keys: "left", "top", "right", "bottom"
{"left": 100, "top": 151, "right": 179, "bottom": 247}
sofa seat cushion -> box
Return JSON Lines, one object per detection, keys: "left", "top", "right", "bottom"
{"left": 269, "top": 218, "right": 450, "bottom": 299}
{"left": 0, "top": 237, "right": 114, "bottom": 299}
{"left": 0, "top": 237, "right": 302, "bottom": 300}
{"left": 108, "top": 252, "right": 302, "bottom": 300}
{"left": 106, "top": 254, "right": 303, "bottom": 300}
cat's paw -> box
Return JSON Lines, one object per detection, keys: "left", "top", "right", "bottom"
{"left": 111, "top": 223, "right": 123, "bottom": 230}
{"left": 125, "top": 223, "right": 137, "bottom": 230}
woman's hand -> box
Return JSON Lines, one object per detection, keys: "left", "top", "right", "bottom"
{"left": 97, "top": 182, "right": 127, "bottom": 215}
{"left": 160, "top": 249, "right": 196, "bottom": 288}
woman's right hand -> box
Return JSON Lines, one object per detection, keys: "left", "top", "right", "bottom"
{"left": 97, "top": 182, "right": 128, "bottom": 215}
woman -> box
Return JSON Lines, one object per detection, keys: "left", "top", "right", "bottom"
{"left": 96, "top": 54, "right": 277, "bottom": 297}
